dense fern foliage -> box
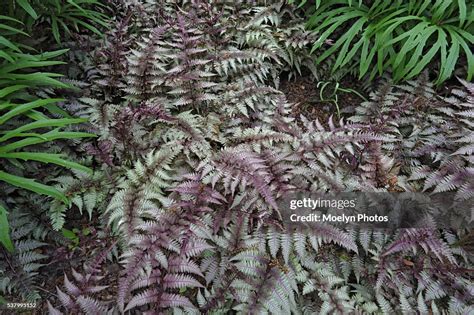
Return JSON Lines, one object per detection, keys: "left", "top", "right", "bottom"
{"left": 1, "top": 0, "right": 472, "bottom": 314}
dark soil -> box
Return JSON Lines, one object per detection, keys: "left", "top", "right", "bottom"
{"left": 280, "top": 73, "right": 370, "bottom": 126}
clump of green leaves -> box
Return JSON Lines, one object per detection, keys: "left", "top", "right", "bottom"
{"left": 0, "top": 13, "right": 93, "bottom": 251}
{"left": 304, "top": 0, "right": 473, "bottom": 84}
{"left": 10, "top": 0, "right": 108, "bottom": 43}
{"left": 61, "top": 227, "right": 92, "bottom": 249}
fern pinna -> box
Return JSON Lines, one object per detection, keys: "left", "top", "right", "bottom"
{"left": 11, "top": 1, "right": 469, "bottom": 314}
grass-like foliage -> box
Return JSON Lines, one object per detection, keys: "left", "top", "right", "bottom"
{"left": 10, "top": 0, "right": 109, "bottom": 43}
{"left": 0, "top": 5, "right": 94, "bottom": 249}
{"left": 304, "top": 0, "right": 474, "bottom": 84}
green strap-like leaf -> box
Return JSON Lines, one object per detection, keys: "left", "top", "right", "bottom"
{"left": 15, "top": 0, "right": 39, "bottom": 19}
{"left": 453, "top": 31, "right": 474, "bottom": 80}
{"left": 0, "top": 204, "right": 14, "bottom": 252}
{"left": 0, "top": 170, "right": 68, "bottom": 203}
{"left": 437, "top": 31, "right": 459, "bottom": 84}
{"left": 0, "top": 23, "right": 28, "bottom": 36}
{"left": 0, "top": 15, "right": 23, "bottom": 24}
{"left": 0, "top": 152, "right": 92, "bottom": 174}
{"left": 315, "top": 11, "right": 367, "bottom": 62}
{"left": 391, "top": 22, "right": 434, "bottom": 71}
{"left": 0, "top": 118, "right": 87, "bottom": 142}
{"left": 0, "top": 60, "right": 65, "bottom": 75}
{"left": 0, "top": 35, "right": 22, "bottom": 52}
{"left": 458, "top": 0, "right": 467, "bottom": 27}
{"left": 0, "top": 85, "right": 27, "bottom": 98}
{"left": 0, "top": 98, "right": 63, "bottom": 125}
{"left": 334, "top": 19, "right": 366, "bottom": 70}
{"left": 396, "top": 26, "right": 437, "bottom": 80}
{"left": 359, "top": 32, "right": 379, "bottom": 78}
{"left": 35, "top": 49, "right": 69, "bottom": 60}
{"left": 405, "top": 30, "right": 445, "bottom": 79}
{"left": 0, "top": 130, "right": 95, "bottom": 152}
{"left": 25, "top": 109, "right": 48, "bottom": 121}
{"left": 68, "top": 17, "right": 102, "bottom": 36}
{"left": 0, "top": 50, "right": 15, "bottom": 63}
{"left": 51, "top": 16, "right": 61, "bottom": 43}
{"left": 0, "top": 73, "right": 69, "bottom": 88}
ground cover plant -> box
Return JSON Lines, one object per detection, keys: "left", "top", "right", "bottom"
{"left": 0, "top": 0, "right": 473, "bottom": 314}
{"left": 300, "top": 0, "right": 474, "bottom": 84}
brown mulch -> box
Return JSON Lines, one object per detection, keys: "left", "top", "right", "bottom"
{"left": 280, "top": 74, "right": 370, "bottom": 125}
